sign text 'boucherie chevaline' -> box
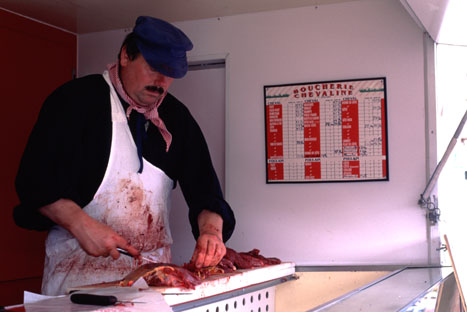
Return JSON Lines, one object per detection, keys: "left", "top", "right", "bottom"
{"left": 264, "top": 77, "right": 388, "bottom": 183}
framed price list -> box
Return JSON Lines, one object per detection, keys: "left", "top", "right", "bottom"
{"left": 264, "top": 77, "right": 388, "bottom": 183}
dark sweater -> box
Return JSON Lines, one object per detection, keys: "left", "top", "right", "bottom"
{"left": 14, "top": 74, "right": 235, "bottom": 242}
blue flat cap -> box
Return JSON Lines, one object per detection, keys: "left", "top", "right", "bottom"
{"left": 133, "top": 16, "right": 193, "bottom": 78}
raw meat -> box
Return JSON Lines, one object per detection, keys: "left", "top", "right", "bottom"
{"left": 224, "top": 248, "right": 281, "bottom": 269}
{"left": 120, "top": 248, "right": 281, "bottom": 289}
{"left": 120, "top": 263, "right": 201, "bottom": 289}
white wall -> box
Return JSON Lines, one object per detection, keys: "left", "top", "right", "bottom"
{"left": 78, "top": 0, "right": 435, "bottom": 265}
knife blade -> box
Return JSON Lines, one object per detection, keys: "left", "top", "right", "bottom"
{"left": 116, "top": 248, "right": 158, "bottom": 264}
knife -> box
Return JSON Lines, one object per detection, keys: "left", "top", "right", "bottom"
{"left": 70, "top": 293, "right": 144, "bottom": 306}
{"left": 116, "top": 248, "right": 158, "bottom": 264}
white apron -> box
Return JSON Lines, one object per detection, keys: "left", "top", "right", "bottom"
{"left": 41, "top": 71, "right": 174, "bottom": 296}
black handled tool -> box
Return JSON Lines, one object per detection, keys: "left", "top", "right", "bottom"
{"left": 71, "top": 294, "right": 118, "bottom": 306}
{"left": 70, "top": 293, "right": 143, "bottom": 306}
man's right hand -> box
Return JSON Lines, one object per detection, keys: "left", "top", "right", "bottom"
{"left": 39, "top": 198, "right": 139, "bottom": 259}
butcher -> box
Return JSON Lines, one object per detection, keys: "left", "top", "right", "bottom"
{"left": 13, "top": 16, "right": 235, "bottom": 296}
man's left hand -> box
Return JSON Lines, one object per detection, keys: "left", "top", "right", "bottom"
{"left": 191, "top": 210, "right": 226, "bottom": 268}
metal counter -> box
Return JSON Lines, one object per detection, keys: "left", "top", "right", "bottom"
{"left": 172, "top": 275, "right": 296, "bottom": 312}
{"left": 308, "top": 266, "right": 453, "bottom": 312}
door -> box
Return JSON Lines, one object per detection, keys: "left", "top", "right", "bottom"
{"left": 168, "top": 64, "right": 226, "bottom": 265}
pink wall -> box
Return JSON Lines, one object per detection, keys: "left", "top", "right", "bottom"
{"left": 78, "top": 0, "right": 437, "bottom": 266}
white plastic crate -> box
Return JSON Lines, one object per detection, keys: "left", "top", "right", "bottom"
{"left": 182, "top": 286, "right": 275, "bottom": 312}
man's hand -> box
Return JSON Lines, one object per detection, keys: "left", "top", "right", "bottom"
{"left": 40, "top": 198, "right": 139, "bottom": 259}
{"left": 191, "top": 210, "right": 226, "bottom": 268}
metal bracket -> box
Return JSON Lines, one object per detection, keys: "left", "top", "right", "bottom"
{"left": 418, "top": 110, "right": 467, "bottom": 226}
{"left": 418, "top": 194, "right": 440, "bottom": 224}
{"left": 436, "top": 244, "right": 447, "bottom": 251}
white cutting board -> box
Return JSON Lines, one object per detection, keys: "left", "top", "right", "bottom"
{"left": 158, "top": 262, "right": 295, "bottom": 306}
{"left": 70, "top": 262, "right": 295, "bottom": 306}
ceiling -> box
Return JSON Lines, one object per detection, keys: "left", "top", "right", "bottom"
{"left": 401, "top": 0, "right": 467, "bottom": 45}
{"left": 0, "top": 0, "right": 360, "bottom": 34}
{"left": 2, "top": 0, "right": 464, "bottom": 45}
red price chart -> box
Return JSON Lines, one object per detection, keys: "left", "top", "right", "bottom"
{"left": 264, "top": 77, "right": 388, "bottom": 183}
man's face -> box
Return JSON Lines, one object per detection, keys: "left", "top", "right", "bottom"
{"left": 119, "top": 48, "right": 174, "bottom": 107}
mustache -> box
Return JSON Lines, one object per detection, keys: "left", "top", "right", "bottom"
{"left": 145, "top": 85, "right": 165, "bottom": 94}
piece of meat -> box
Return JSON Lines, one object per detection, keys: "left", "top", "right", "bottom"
{"left": 216, "top": 257, "right": 236, "bottom": 273}
{"left": 190, "top": 266, "right": 226, "bottom": 279}
{"left": 120, "top": 263, "right": 201, "bottom": 289}
{"left": 183, "top": 260, "right": 232, "bottom": 279}
{"left": 144, "top": 265, "right": 201, "bottom": 289}
{"left": 224, "top": 248, "right": 282, "bottom": 269}
{"left": 244, "top": 249, "right": 281, "bottom": 265}
{"left": 224, "top": 248, "right": 265, "bottom": 269}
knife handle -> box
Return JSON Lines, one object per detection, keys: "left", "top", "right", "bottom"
{"left": 70, "top": 293, "right": 118, "bottom": 306}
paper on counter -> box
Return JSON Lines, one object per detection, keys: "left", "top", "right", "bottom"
{"left": 23, "top": 286, "right": 173, "bottom": 312}
{"left": 24, "top": 291, "right": 66, "bottom": 304}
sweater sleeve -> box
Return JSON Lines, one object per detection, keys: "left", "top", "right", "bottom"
{"left": 14, "top": 76, "right": 111, "bottom": 231}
